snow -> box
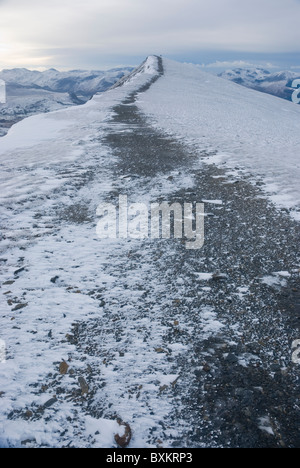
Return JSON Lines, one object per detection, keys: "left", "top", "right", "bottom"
{"left": 1, "top": 57, "right": 216, "bottom": 448}
{"left": 258, "top": 417, "right": 275, "bottom": 436}
{"left": 261, "top": 271, "right": 291, "bottom": 288}
{"left": 137, "top": 58, "right": 300, "bottom": 220}
{"left": 0, "top": 113, "right": 73, "bottom": 154}
{"left": 0, "top": 66, "right": 134, "bottom": 137}
{"left": 0, "top": 67, "right": 133, "bottom": 96}
{"left": 275, "top": 271, "right": 291, "bottom": 278}
{"left": 201, "top": 199, "right": 223, "bottom": 205}
{"left": 84, "top": 417, "right": 125, "bottom": 448}
{"left": 200, "top": 307, "right": 224, "bottom": 334}
{"left": 0, "top": 55, "right": 299, "bottom": 448}
{"left": 0, "top": 62, "right": 173, "bottom": 448}
{"left": 194, "top": 272, "right": 213, "bottom": 281}
{"left": 142, "top": 56, "right": 160, "bottom": 75}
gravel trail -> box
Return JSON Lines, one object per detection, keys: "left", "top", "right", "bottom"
{"left": 1, "top": 56, "right": 299, "bottom": 448}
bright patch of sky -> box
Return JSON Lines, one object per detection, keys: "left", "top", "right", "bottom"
{"left": 0, "top": 0, "right": 299, "bottom": 70}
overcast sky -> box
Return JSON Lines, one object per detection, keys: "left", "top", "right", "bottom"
{"left": 0, "top": 0, "right": 299, "bottom": 70}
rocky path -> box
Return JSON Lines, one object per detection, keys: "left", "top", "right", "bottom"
{"left": 91, "top": 57, "right": 300, "bottom": 447}
{"left": 1, "top": 57, "right": 299, "bottom": 448}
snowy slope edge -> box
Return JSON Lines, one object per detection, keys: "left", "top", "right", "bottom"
{"left": 0, "top": 56, "right": 161, "bottom": 157}
{"left": 110, "top": 55, "right": 163, "bottom": 89}
{"left": 137, "top": 58, "right": 300, "bottom": 221}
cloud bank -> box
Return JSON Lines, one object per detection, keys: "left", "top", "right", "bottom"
{"left": 0, "top": 0, "right": 299, "bottom": 69}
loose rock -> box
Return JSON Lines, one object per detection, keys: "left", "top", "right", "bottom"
{"left": 114, "top": 419, "right": 132, "bottom": 448}
{"left": 59, "top": 361, "right": 69, "bottom": 375}
{"left": 78, "top": 377, "right": 89, "bottom": 395}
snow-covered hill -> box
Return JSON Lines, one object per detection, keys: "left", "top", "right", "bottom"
{"left": 137, "top": 59, "right": 300, "bottom": 219}
{"left": 1, "top": 57, "right": 300, "bottom": 215}
{"left": 219, "top": 68, "right": 300, "bottom": 103}
{"left": 0, "top": 86, "right": 83, "bottom": 137}
{"left": 0, "top": 56, "right": 299, "bottom": 448}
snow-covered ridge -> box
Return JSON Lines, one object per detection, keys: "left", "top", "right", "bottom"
{"left": 0, "top": 66, "right": 134, "bottom": 137}
{"left": 111, "top": 55, "right": 162, "bottom": 89}
{"left": 0, "top": 54, "right": 172, "bottom": 448}
{"left": 0, "top": 67, "right": 134, "bottom": 97}
{"left": 0, "top": 54, "right": 299, "bottom": 448}
{"left": 1, "top": 54, "right": 300, "bottom": 220}
{"left": 0, "top": 56, "right": 160, "bottom": 156}
{"left": 219, "top": 68, "right": 300, "bottom": 103}
{"left": 137, "top": 58, "right": 300, "bottom": 220}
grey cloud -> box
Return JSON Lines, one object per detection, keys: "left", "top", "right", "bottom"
{"left": 0, "top": 0, "right": 299, "bottom": 69}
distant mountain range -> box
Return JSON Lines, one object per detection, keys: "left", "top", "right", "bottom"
{"left": 0, "top": 67, "right": 133, "bottom": 136}
{"left": 0, "top": 67, "right": 134, "bottom": 97}
{"left": 219, "top": 68, "right": 300, "bottom": 103}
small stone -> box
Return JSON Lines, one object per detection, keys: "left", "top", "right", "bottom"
{"left": 226, "top": 353, "right": 239, "bottom": 364}
{"left": 65, "top": 334, "right": 76, "bottom": 344}
{"left": 203, "top": 363, "right": 211, "bottom": 373}
{"left": 171, "top": 376, "right": 179, "bottom": 387}
{"left": 59, "top": 361, "right": 69, "bottom": 375}
{"left": 11, "top": 303, "right": 28, "bottom": 311}
{"left": 25, "top": 410, "right": 33, "bottom": 419}
{"left": 173, "top": 299, "right": 181, "bottom": 306}
{"left": 212, "top": 272, "right": 227, "bottom": 281}
{"left": 21, "top": 438, "right": 35, "bottom": 446}
{"left": 14, "top": 266, "right": 26, "bottom": 276}
{"left": 78, "top": 377, "right": 89, "bottom": 395}
{"left": 43, "top": 397, "right": 57, "bottom": 409}
{"left": 159, "top": 385, "right": 168, "bottom": 393}
{"left": 114, "top": 420, "right": 132, "bottom": 448}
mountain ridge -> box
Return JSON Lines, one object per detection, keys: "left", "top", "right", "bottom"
{"left": 219, "top": 67, "right": 300, "bottom": 103}
{"left": 0, "top": 55, "right": 299, "bottom": 448}
{"left": 0, "top": 66, "right": 134, "bottom": 136}
{"left": 0, "top": 66, "right": 134, "bottom": 96}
